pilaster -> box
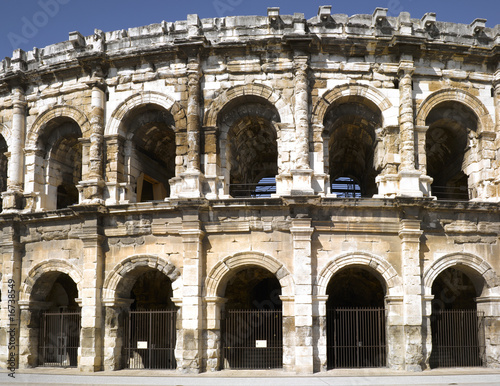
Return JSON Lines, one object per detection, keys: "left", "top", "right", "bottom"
{"left": 397, "top": 59, "right": 423, "bottom": 197}
{"left": 2, "top": 85, "right": 26, "bottom": 211}
{"left": 290, "top": 217, "right": 314, "bottom": 373}
{"left": 77, "top": 211, "right": 105, "bottom": 372}
{"left": 398, "top": 216, "right": 424, "bottom": 371}
{"left": 0, "top": 218, "right": 22, "bottom": 371}
{"left": 179, "top": 209, "right": 205, "bottom": 373}
{"left": 176, "top": 51, "right": 204, "bottom": 198}
{"left": 291, "top": 55, "right": 314, "bottom": 195}
{"left": 79, "top": 77, "right": 106, "bottom": 204}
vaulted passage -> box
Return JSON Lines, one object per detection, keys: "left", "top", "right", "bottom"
{"left": 219, "top": 97, "right": 280, "bottom": 197}
{"left": 323, "top": 99, "right": 381, "bottom": 197}
{"left": 37, "top": 118, "right": 82, "bottom": 209}
{"left": 430, "top": 267, "right": 486, "bottom": 368}
{"left": 123, "top": 269, "right": 177, "bottom": 370}
{"left": 426, "top": 102, "right": 478, "bottom": 200}
{"left": 123, "top": 104, "right": 176, "bottom": 202}
{"left": 33, "top": 273, "right": 81, "bottom": 368}
{"left": 221, "top": 267, "right": 283, "bottom": 369}
{"left": 326, "top": 268, "right": 386, "bottom": 369}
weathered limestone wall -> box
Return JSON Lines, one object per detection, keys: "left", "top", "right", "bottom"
{"left": 0, "top": 6, "right": 499, "bottom": 375}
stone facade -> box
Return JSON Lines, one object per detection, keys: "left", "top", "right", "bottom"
{"left": 0, "top": 6, "right": 499, "bottom": 374}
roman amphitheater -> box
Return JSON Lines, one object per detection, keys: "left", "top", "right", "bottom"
{"left": 0, "top": 6, "right": 499, "bottom": 374}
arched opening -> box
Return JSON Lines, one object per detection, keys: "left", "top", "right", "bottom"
{"left": 429, "top": 267, "right": 485, "bottom": 368}
{"left": 219, "top": 98, "right": 280, "bottom": 198}
{"left": 31, "top": 272, "right": 81, "bottom": 368}
{"left": 326, "top": 267, "right": 386, "bottom": 368}
{"left": 0, "top": 134, "right": 8, "bottom": 209}
{"left": 221, "top": 266, "right": 283, "bottom": 369}
{"left": 324, "top": 100, "right": 381, "bottom": 198}
{"left": 425, "top": 102, "right": 478, "bottom": 200}
{"left": 38, "top": 118, "right": 82, "bottom": 210}
{"left": 122, "top": 104, "right": 175, "bottom": 202}
{"left": 120, "top": 269, "right": 177, "bottom": 370}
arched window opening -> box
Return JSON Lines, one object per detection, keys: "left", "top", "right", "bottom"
{"left": 124, "top": 105, "right": 176, "bottom": 202}
{"left": 326, "top": 268, "right": 386, "bottom": 369}
{"left": 228, "top": 116, "right": 278, "bottom": 197}
{"left": 429, "top": 267, "right": 486, "bottom": 368}
{"left": 0, "top": 135, "right": 8, "bottom": 209}
{"left": 122, "top": 269, "right": 177, "bottom": 370}
{"left": 38, "top": 118, "right": 82, "bottom": 210}
{"left": 324, "top": 101, "right": 381, "bottom": 198}
{"left": 32, "top": 273, "right": 81, "bottom": 368}
{"left": 221, "top": 267, "right": 282, "bottom": 369}
{"left": 426, "top": 102, "right": 477, "bottom": 200}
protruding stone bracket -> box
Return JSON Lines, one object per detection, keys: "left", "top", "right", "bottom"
{"left": 69, "top": 31, "right": 85, "bottom": 48}
{"left": 470, "top": 18, "right": 487, "bottom": 35}
{"left": 268, "top": 7, "right": 280, "bottom": 25}
{"left": 421, "top": 13, "right": 436, "bottom": 30}
{"left": 318, "top": 6, "right": 332, "bottom": 22}
{"left": 372, "top": 8, "right": 388, "bottom": 26}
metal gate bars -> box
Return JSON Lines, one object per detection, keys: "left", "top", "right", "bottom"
{"left": 430, "top": 309, "right": 486, "bottom": 368}
{"left": 222, "top": 310, "right": 283, "bottom": 370}
{"left": 39, "top": 311, "right": 81, "bottom": 367}
{"left": 327, "top": 308, "right": 386, "bottom": 369}
{"left": 123, "top": 309, "right": 177, "bottom": 369}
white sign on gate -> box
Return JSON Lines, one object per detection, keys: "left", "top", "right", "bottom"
{"left": 255, "top": 340, "right": 267, "bottom": 348}
{"left": 137, "top": 341, "right": 148, "bottom": 349}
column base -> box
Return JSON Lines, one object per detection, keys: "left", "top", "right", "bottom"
{"left": 1, "top": 190, "right": 24, "bottom": 211}
{"left": 290, "top": 169, "right": 315, "bottom": 196}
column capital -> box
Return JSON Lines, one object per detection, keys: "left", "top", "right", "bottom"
{"left": 398, "top": 60, "right": 415, "bottom": 76}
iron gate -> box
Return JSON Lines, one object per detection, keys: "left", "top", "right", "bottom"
{"left": 222, "top": 310, "right": 282, "bottom": 369}
{"left": 124, "top": 309, "right": 177, "bottom": 369}
{"left": 39, "top": 311, "right": 80, "bottom": 367}
{"left": 430, "top": 309, "right": 485, "bottom": 368}
{"left": 327, "top": 308, "right": 386, "bottom": 368}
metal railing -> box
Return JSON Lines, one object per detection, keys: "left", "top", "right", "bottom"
{"left": 39, "top": 311, "right": 80, "bottom": 367}
{"left": 327, "top": 308, "right": 386, "bottom": 369}
{"left": 222, "top": 310, "right": 283, "bottom": 370}
{"left": 430, "top": 309, "right": 485, "bottom": 368}
{"left": 124, "top": 309, "right": 177, "bottom": 370}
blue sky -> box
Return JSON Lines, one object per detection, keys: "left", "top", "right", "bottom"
{"left": 1, "top": 0, "right": 499, "bottom": 59}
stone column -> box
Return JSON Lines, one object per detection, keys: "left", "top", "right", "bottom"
{"left": 291, "top": 56, "right": 314, "bottom": 195}
{"left": 202, "top": 127, "right": 221, "bottom": 199}
{"left": 102, "top": 298, "right": 133, "bottom": 371}
{"left": 18, "top": 301, "right": 49, "bottom": 368}
{"left": 2, "top": 86, "right": 26, "bottom": 211}
{"left": 385, "top": 295, "right": 405, "bottom": 369}
{"left": 290, "top": 217, "right": 314, "bottom": 373}
{"left": 179, "top": 209, "right": 204, "bottom": 373}
{"left": 314, "top": 295, "right": 328, "bottom": 372}
{"left": 78, "top": 214, "right": 104, "bottom": 372}
{"left": 104, "top": 135, "right": 132, "bottom": 204}
{"left": 79, "top": 80, "right": 106, "bottom": 204}
{"left": 204, "top": 296, "right": 226, "bottom": 371}
{"left": 476, "top": 295, "right": 500, "bottom": 368}
{"left": 414, "top": 125, "right": 433, "bottom": 197}
{"left": 0, "top": 219, "right": 22, "bottom": 370}
{"left": 398, "top": 59, "right": 422, "bottom": 197}
{"left": 399, "top": 217, "right": 424, "bottom": 371}
{"left": 493, "top": 70, "right": 500, "bottom": 199}
{"left": 177, "top": 54, "right": 203, "bottom": 198}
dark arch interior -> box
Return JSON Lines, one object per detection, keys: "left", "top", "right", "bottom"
{"left": 431, "top": 267, "right": 479, "bottom": 311}
{"left": 430, "top": 267, "right": 484, "bottom": 368}
{"left": 426, "top": 102, "right": 478, "bottom": 200}
{"left": 39, "top": 118, "right": 83, "bottom": 209}
{"left": 224, "top": 267, "right": 282, "bottom": 310}
{"left": 130, "top": 270, "right": 175, "bottom": 310}
{"left": 220, "top": 98, "right": 280, "bottom": 198}
{"left": 45, "top": 273, "right": 80, "bottom": 311}
{"left": 324, "top": 101, "right": 381, "bottom": 197}
{"left": 124, "top": 104, "right": 176, "bottom": 201}
{"left": 326, "top": 267, "right": 385, "bottom": 308}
